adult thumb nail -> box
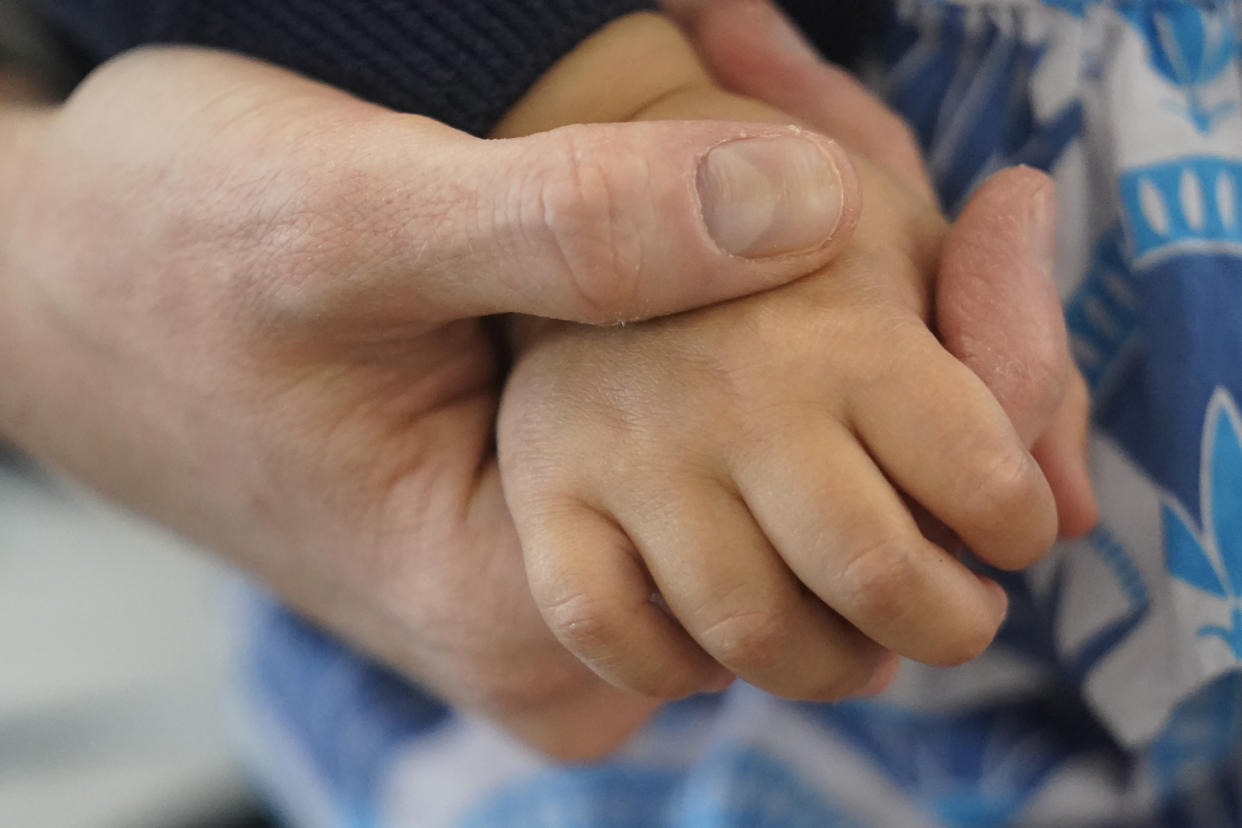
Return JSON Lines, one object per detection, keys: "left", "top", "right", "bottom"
{"left": 696, "top": 135, "right": 844, "bottom": 258}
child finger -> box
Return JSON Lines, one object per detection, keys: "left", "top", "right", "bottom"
{"left": 848, "top": 332, "right": 1059, "bottom": 571}
{"left": 615, "top": 480, "right": 894, "bottom": 701}
{"left": 519, "top": 499, "right": 731, "bottom": 699}
{"left": 731, "top": 423, "right": 1010, "bottom": 666}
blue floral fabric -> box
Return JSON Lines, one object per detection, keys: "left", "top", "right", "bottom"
{"left": 233, "top": 1, "right": 1242, "bottom": 825}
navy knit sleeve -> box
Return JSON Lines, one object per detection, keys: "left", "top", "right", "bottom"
{"left": 33, "top": 0, "right": 656, "bottom": 136}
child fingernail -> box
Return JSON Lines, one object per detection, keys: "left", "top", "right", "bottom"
{"left": 697, "top": 135, "right": 844, "bottom": 259}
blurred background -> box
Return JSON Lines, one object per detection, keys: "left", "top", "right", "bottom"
{"left": 0, "top": 451, "right": 271, "bottom": 827}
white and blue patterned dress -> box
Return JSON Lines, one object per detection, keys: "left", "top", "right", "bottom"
{"left": 233, "top": 1, "right": 1242, "bottom": 824}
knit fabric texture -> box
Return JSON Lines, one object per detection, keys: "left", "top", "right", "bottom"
{"left": 34, "top": 0, "right": 656, "bottom": 136}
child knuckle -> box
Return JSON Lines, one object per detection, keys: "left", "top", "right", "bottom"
{"left": 540, "top": 588, "right": 623, "bottom": 658}
{"left": 836, "top": 534, "right": 920, "bottom": 621}
{"left": 700, "top": 606, "right": 791, "bottom": 674}
{"left": 963, "top": 445, "right": 1043, "bottom": 526}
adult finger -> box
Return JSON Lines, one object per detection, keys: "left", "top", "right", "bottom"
{"left": 938, "top": 167, "right": 1099, "bottom": 534}
{"left": 665, "top": 0, "right": 937, "bottom": 202}
{"left": 1032, "top": 368, "right": 1099, "bottom": 538}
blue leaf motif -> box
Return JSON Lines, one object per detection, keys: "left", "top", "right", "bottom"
{"left": 1209, "top": 391, "right": 1242, "bottom": 596}
{"left": 1123, "top": 0, "right": 1240, "bottom": 132}
{"left": 1164, "top": 389, "right": 1242, "bottom": 659}
{"left": 1164, "top": 501, "right": 1226, "bottom": 597}
{"left": 1198, "top": 609, "right": 1242, "bottom": 656}
{"left": 1141, "top": 1, "right": 1237, "bottom": 87}
{"left": 805, "top": 698, "right": 1086, "bottom": 827}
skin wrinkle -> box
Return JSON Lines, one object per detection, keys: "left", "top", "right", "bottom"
{"left": 0, "top": 1, "right": 1092, "bottom": 758}
{"left": 940, "top": 187, "right": 1069, "bottom": 444}
{"left": 546, "top": 128, "right": 680, "bottom": 326}
{"left": 501, "top": 35, "right": 1048, "bottom": 690}
{"left": 496, "top": 84, "right": 1048, "bottom": 690}
{"left": 606, "top": 145, "right": 652, "bottom": 321}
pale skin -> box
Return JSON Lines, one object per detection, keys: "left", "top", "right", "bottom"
{"left": 0, "top": 45, "right": 867, "bottom": 761}
{"left": 668, "top": 0, "right": 1095, "bottom": 532}
{"left": 495, "top": 12, "right": 1082, "bottom": 700}
{"left": 0, "top": 5, "right": 1094, "bottom": 760}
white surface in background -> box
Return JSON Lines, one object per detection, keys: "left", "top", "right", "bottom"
{"left": 0, "top": 462, "right": 250, "bottom": 828}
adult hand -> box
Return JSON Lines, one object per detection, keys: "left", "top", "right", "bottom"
{"left": 664, "top": 0, "right": 1098, "bottom": 536}
{"left": 0, "top": 46, "right": 864, "bottom": 759}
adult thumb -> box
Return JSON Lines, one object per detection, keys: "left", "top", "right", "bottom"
{"left": 329, "top": 116, "right": 860, "bottom": 325}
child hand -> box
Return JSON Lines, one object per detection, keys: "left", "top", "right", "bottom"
{"left": 497, "top": 137, "right": 1057, "bottom": 701}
